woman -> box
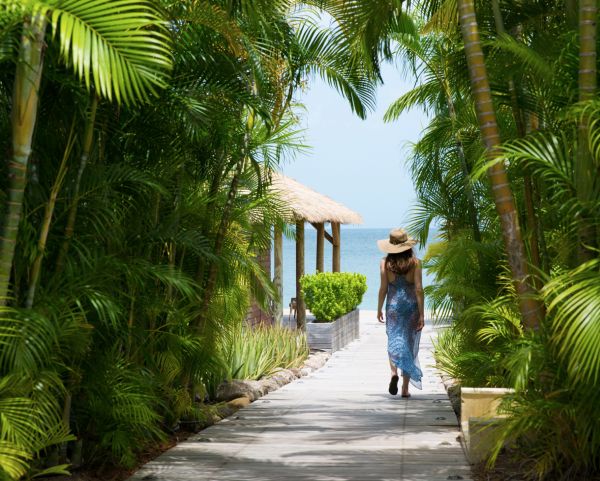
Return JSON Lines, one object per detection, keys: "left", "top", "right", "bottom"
{"left": 377, "top": 228, "right": 424, "bottom": 398}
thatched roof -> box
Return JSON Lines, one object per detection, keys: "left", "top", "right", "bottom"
{"left": 270, "top": 172, "right": 363, "bottom": 225}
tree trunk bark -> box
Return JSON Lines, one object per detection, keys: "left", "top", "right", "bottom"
{"left": 458, "top": 0, "right": 542, "bottom": 329}
{"left": 295, "top": 221, "right": 305, "bottom": 330}
{"left": 0, "top": 13, "right": 47, "bottom": 303}
{"left": 577, "top": 0, "right": 597, "bottom": 262}
{"left": 26, "top": 127, "right": 76, "bottom": 308}
{"left": 491, "top": 0, "right": 543, "bottom": 282}
{"left": 55, "top": 95, "right": 98, "bottom": 273}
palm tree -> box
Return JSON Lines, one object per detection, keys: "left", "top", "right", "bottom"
{"left": 455, "top": 0, "right": 542, "bottom": 329}
{"left": 0, "top": 0, "right": 172, "bottom": 303}
{"left": 576, "top": 0, "right": 597, "bottom": 261}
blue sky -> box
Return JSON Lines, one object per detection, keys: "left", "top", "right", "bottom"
{"left": 280, "top": 61, "right": 429, "bottom": 229}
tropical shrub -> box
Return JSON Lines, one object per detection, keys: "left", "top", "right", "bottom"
{"left": 300, "top": 272, "right": 367, "bottom": 322}
{"left": 203, "top": 324, "right": 309, "bottom": 396}
{"left": 0, "top": 307, "right": 73, "bottom": 480}
{"left": 433, "top": 261, "right": 600, "bottom": 478}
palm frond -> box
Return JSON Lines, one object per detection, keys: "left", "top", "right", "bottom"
{"left": 30, "top": 0, "right": 173, "bottom": 104}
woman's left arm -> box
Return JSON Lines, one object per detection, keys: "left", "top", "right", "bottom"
{"left": 377, "top": 258, "right": 388, "bottom": 323}
{"left": 414, "top": 260, "right": 425, "bottom": 331}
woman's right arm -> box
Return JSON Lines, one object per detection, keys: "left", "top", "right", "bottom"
{"left": 377, "top": 258, "right": 388, "bottom": 323}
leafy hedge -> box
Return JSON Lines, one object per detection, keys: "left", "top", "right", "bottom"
{"left": 300, "top": 272, "right": 367, "bottom": 322}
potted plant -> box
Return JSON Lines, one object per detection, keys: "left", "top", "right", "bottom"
{"left": 300, "top": 272, "right": 367, "bottom": 352}
{"left": 460, "top": 387, "right": 515, "bottom": 463}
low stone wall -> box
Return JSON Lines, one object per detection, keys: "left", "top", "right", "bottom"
{"left": 306, "top": 308, "right": 359, "bottom": 352}
{"left": 215, "top": 350, "right": 330, "bottom": 403}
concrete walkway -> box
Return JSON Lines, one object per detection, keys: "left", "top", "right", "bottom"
{"left": 130, "top": 311, "right": 472, "bottom": 481}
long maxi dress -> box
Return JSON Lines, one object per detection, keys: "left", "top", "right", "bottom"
{"left": 385, "top": 274, "right": 423, "bottom": 389}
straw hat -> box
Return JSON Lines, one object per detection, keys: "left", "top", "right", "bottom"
{"left": 377, "top": 228, "right": 417, "bottom": 254}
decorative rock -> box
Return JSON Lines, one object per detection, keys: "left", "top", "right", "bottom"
{"left": 270, "top": 369, "right": 296, "bottom": 386}
{"left": 259, "top": 378, "right": 280, "bottom": 394}
{"left": 215, "top": 380, "right": 263, "bottom": 402}
{"left": 227, "top": 396, "right": 251, "bottom": 409}
{"left": 303, "top": 351, "right": 330, "bottom": 370}
{"left": 302, "top": 358, "right": 322, "bottom": 370}
{"left": 289, "top": 367, "right": 302, "bottom": 378}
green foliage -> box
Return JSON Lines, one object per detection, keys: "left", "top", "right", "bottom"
{"left": 0, "top": 307, "right": 74, "bottom": 481}
{"left": 300, "top": 272, "right": 367, "bottom": 322}
{"left": 215, "top": 323, "right": 309, "bottom": 383}
{"left": 488, "top": 285, "right": 600, "bottom": 479}
{"left": 423, "top": 233, "right": 501, "bottom": 319}
{"left": 433, "top": 263, "right": 600, "bottom": 478}
{"left": 1, "top": 1, "right": 388, "bottom": 473}
{"left": 433, "top": 291, "right": 524, "bottom": 387}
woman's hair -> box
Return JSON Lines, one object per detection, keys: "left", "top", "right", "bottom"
{"left": 385, "top": 249, "right": 417, "bottom": 275}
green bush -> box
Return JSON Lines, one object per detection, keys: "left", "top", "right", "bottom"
{"left": 300, "top": 272, "right": 367, "bottom": 322}
{"left": 206, "top": 324, "right": 309, "bottom": 391}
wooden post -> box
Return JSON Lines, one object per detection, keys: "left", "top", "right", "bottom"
{"left": 274, "top": 225, "right": 283, "bottom": 325}
{"left": 332, "top": 222, "right": 341, "bottom": 272}
{"left": 316, "top": 222, "right": 324, "bottom": 272}
{"left": 295, "top": 221, "right": 306, "bottom": 329}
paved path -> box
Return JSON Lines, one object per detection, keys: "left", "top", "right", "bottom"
{"left": 130, "top": 311, "right": 472, "bottom": 481}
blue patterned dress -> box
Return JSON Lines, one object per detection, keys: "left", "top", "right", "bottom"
{"left": 386, "top": 274, "right": 423, "bottom": 389}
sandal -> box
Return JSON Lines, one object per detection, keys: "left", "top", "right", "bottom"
{"left": 388, "top": 375, "right": 399, "bottom": 395}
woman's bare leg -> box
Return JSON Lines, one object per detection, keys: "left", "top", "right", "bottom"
{"left": 401, "top": 375, "right": 410, "bottom": 396}
{"left": 388, "top": 358, "right": 398, "bottom": 377}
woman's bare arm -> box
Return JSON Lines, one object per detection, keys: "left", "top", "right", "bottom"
{"left": 414, "top": 260, "right": 425, "bottom": 331}
{"left": 377, "top": 258, "right": 388, "bottom": 323}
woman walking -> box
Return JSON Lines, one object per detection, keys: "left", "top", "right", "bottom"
{"left": 377, "top": 228, "right": 424, "bottom": 397}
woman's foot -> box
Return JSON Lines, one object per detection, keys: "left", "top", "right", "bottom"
{"left": 388, "top": 375, "right": 399, "bottom": 395}
{"left": 401, "top": 376, "right": 410, "bottom": 398}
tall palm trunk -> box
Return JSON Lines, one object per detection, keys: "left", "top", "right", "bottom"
{"left": 491, "top": 0, "right": 543, "bottom": 283}
{"left": 55, "top": 95, "right": 99, "bottom": 274}
{"left": 577, "top": 0, "right": 597, "bottom": 262}
{"left": 25, "top": 126, "right": 76, "bottom": 308}
{"left": 458, "top": 0, "right": 542, "bottom": 329}
{"left": 0, "top": 13, "right": 48, "bottom": 304}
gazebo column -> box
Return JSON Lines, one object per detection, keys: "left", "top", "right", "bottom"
{"left": 332, "top": 222, "right": 341, "bottom": 272}
{"left": 316, "top": 222, "right": 325, "bottom": 272}
{"left": 274, "top": 225, "right": 283, "bottom": 325}
{"left": 295, "top": 221, "right": 306, "bottom": 329}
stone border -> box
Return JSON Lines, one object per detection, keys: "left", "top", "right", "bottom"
{"left": 214, "top": 350, "right": 330, "bottom": 406}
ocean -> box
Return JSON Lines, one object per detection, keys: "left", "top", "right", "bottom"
{"left": 277, "top": 227, "right": 435, "bottom": 310}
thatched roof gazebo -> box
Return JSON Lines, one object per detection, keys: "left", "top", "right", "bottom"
{"left": 270, "top": 173, "right": 363, "bottom": 329}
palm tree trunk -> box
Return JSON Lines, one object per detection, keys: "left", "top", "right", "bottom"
{"left": 25, "top": 127, "right": 76, "bottom": 308}
{"left": 0, "top": 13, "right": 48, "bottom": 304}
{"left": 491, "top": 0, "right": 543, "bottom": 282}
{"left": 458, "top": 0, "right": 542, "bottom": 329}
{"left": 55, "top": 95, "right": 99, "bottom": 273}
{"left": 577, "top": 0, "right": 597, "bottom": 262}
